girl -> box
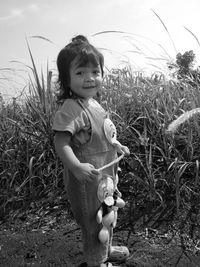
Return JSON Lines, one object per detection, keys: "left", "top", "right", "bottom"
{"left": 52, "top": 35, "right": 129, "bottom": 267}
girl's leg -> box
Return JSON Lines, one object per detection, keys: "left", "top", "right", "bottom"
{"left": 67, "top": 173, "right": 109, "bottom": 266}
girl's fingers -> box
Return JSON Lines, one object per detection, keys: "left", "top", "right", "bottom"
{"left": 88, "top": 164, "right": 100, "bottom": 175}
{"left": 91, "top": 169, "right": 100, "bottom": 175}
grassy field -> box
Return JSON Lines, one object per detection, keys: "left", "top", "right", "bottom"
{"left": 1, "top": 62, "right": 200, "bottom": 223}
{"left": 1, "top": 32, "right": 200, "bottom": 266}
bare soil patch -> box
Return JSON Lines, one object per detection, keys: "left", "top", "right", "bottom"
{"left": 1, "top": 204, "right": 200, "bottom": 266}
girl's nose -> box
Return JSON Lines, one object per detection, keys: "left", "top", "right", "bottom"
{"left": 85, "top": 73, "right": 94, "bottom": 81}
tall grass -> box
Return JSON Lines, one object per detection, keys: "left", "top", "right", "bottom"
{"left": 1, "top": 62, "right": 200, "bottom": 231}
{"left": 100, "top": 67, "right": 200, "bottom": 234}
{"left": 94, "top": 15, "right": 200, "bottom": 234}
{"left": 1, "top": 27, "right": 200, "bottom": 246}
{"left": 0, "top": 42, "right": 62, "bottom": 218}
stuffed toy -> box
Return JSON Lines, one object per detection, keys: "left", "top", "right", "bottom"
{"left": 96, "top": 118, "right": 126, "bottom": 243}
{"left": 96, "top": 175, "right": 125, "bottom": 244}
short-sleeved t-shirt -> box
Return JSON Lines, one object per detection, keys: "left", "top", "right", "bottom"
{"left": 52, "top": 98, "right": 90, "bottom": 133}
{"left": 52, "top": 98, "right": 94, "bottom": 146}
{"left": 52, "top": 97, "right": 119, "bottom": 191}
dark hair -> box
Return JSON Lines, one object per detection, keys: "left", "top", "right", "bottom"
{"left": 56, "top": 35, "right": 104, "bottom": 101}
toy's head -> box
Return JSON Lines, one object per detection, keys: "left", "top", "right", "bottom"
{"left": 97, "top": 175, "right": 115, "bottom": 203}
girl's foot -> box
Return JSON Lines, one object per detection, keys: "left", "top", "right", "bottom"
{"left": 108, "top": 246, "right": 129, "bottom": 263}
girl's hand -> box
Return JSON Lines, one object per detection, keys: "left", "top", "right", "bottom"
{"left": 117, "top": 145, "right": 130, "bottom": 155}
{"left": 71, "top": 163, "right": 100, "bottom": 182}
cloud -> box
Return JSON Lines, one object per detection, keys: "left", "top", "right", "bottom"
{"left": 0, "top": 4, "right": 40, "bottom": 24}
{"left": 0, "top": 8, "right": 23, "bottom": 22}
{"left": 28, "top": 4, "right": 39, "bottom": 12}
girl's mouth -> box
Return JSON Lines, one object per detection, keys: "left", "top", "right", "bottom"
{"left": 83, "top": 86, "right": 96, "bottom": 89}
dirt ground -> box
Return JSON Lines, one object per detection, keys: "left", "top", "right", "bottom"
{"left": 1, "top": 206, "right": 200, "bottom": 267}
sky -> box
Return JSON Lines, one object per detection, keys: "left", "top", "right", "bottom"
{"left": 1, "top": 0, "right": 200, "bottom": 99}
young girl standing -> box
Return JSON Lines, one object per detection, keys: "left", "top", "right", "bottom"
{"left": 52, "top": 35, "right": 129, "bottom": 267}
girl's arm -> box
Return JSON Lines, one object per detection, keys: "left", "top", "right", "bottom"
{"left": 54, "top": 131, "right": 99, "bottom": 182}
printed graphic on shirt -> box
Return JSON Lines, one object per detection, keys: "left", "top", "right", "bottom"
{"left": 103, "top": 118, "right": 120, "bottom": 146}
{"left": 72, "top": 127, "right": 92, "bottom": 147}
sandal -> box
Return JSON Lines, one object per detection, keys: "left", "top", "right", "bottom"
{"left": 78, "top": 263, "right": 87, "bottom": 267}
{"left": 108, "top": 246, "right": 129, "bottom": 263}
{"left": 79, "top": 262, "right": 119, "bottom": 267}
{"left": 100, "top": 263, "right": 119, "bottom": 267}
{"left": 78, "top": 259, "right": 121, "bottom": 267}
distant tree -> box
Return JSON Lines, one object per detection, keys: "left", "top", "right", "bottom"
{"left": 176, "top": 50, "right": 196, "bottom": 79}
{"left": 168, "top": 50, "right": 200, "bottom": 86}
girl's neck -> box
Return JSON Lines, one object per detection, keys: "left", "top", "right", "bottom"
{"left": 79, "top": 96, "right": 93, "bottom": 103}
{"left": 83, "top": 97, "right": 93, "bottom": 104}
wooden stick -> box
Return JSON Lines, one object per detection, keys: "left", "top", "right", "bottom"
{"left": 97, "top": 153, "right": 124, "bottom": 172}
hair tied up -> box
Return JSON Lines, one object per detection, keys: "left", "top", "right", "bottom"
{"left": 71, "top": 35, "right": 89, "bottom": 44}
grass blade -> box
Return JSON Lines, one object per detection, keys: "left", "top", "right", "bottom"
{"left": 151, "top": 9, "right": 177, "bottom": 54}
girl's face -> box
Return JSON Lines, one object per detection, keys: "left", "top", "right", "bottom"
{"left": 69, "top": 59, "right": 103, "bottom": 99}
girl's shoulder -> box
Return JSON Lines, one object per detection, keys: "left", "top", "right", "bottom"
{"left": 62, "top": 98, "right": 80, "bottom": 107}
{"left": 60, "top": 98, "right": 105, "bottom": 116}
{"left": 60, "top": 98, "right": 83, "bottom": 114}
{"left": 52, "top": 98, "right": 88, "bottom": 132}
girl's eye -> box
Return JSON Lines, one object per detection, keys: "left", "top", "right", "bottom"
{"left": 93, "top": 70, "right": 100, "bottom": 75}
{"left": 76, "top": 71, "right": 84, "bottom": 75}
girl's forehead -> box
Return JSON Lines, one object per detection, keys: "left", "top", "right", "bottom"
{"left": 71, "top": 59, "right": 100, "bottom": 69}
{"left": 71, "top": 53, "right": 100, "bottom": 68}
